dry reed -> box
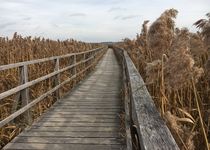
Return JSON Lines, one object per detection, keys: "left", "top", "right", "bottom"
{"left": 118, "top": 9, "right": 210, "bottom": 150}
{"left": 0, "top": 33, "right": 100, "bottom": 148}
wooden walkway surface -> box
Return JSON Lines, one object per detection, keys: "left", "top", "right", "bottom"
{"left": 4, "top": 49, "right": 125, "bottom": 150}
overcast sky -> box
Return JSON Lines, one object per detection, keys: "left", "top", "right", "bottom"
{"left": 0, "top": 0, "right": 209, "bottom": 42}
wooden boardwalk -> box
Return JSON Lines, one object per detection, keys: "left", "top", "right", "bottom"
{"left": 4, "top": 49, "right": 125, "bottom": 150}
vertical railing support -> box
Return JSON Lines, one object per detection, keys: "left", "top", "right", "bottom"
{"left": 73, "top": 54, "right": 77, "bottom": 85}
{"left": 83, "top": 53, "right": 86, "bottom": 75}
{"left": 20, "top": 65, "right": 32, "bottom": 125}
{"left": 54, "top": 58, "right": 60, "bottom": 100}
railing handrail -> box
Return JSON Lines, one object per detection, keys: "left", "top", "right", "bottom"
{"left": 113, "top": 47, "right": 179, "bottom": 150}
{"left": 0, "top": 47, "right": 103, "bottom": 71}
{"left": 0, "top": 47, "right": 105, "bottom": 128}
{"left": 0, "top": 57, "right": 92, "bottom": 100}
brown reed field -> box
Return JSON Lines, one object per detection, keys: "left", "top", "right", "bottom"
{"left": 117, "top": 9, "right": 210, "bottom": 150}
{"left": 0, "top": 33, "right": 101, "bottom": 148}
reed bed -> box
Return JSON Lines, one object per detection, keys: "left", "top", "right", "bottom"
{"left": 0, "top": 33, "right": 101, "bottom": 148}
{"left": 117, "top": 9, "right": 210, "bottom": 150}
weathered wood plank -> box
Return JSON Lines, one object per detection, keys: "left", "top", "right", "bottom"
{"left": 75, "top": 89, "right": 120, "bottom": 93}
{"left": 122, "top": 49, "right": 179, "bottom": 150}
{"left": 30, "top": 126, "right": 118, "bottom": 132}
{"left": 55, "top": 102, "right": 121, "bottom": 105}
{"left": 70, "top": 92, "right": 120, "bottom": 96}
{"left": 4, "top": 143, "right": 123, "bottom": 150}
{"left": 52, "top": 104, "right": 121, "bottom": 107}
{"left": 18, "top": 131, "right": 120, "bottom": 138}
{"left": 49, "top": 108, "right": 121, "bottom": 112}
{"left": 39, "top": 117, "right": 120, "bottom": 123}
{"left": 33, "top": 122, "right": 118, "bottom": 127}
{"left": 42, "top": 114, "right": 119, "bottom": 119}
{"left": 61, "top": 97, "right": 120, "bottom": 101}
{"left": 68, "top": 95, "right": 120, "bottom": 98}
{"left": 50, "top": 106, "right": 122, "bottom": 109}
{"left": 11, "top": 137, "right": 123, "bottom": 145}
{"left": 46, "top": 111, "right": 119, "bottom": 115}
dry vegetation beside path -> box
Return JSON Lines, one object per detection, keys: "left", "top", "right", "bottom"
{"left": 118, "top": 9, "right": 210, "bottom": 150}
{"left": 0, "top": 33, "right": 100, "bottom": 148}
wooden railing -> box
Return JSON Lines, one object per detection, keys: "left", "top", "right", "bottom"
{"left": 113, "top": 47, "right": 179, "bottom": 150}
{"left": 0, "top": 47, "right": 105, "bottom": 128}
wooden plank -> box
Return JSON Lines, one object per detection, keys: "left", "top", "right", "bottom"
{"left": 42, "top": 114, "right": 118, "bottom": 119}
{"left": 73, "top": 88, "right": 120, "bottom": 92}
{"left": 84, "top": 79, "right": 121, "bottom": 82}
{"left": 49, "top": 108, "right": 121, "bottom": 112}
{"left": 30, "top": 126, "right": 118, "bottom": 132}
{"left": 33, "top": 122, "right": 118, "bottom": 127}
{"left": 75, "top": 88, "right": 119, "bottom": 92}
{"left": 11, "top": 137, "right": 123, "bottom": 145}
{"left": 18, "top": 131, "right": 120, "bottom": 138}
{"left": 81, "top": 82, "right": 121, "bottom": 86}
{"left": 79, "top": 83, "right": 120, "bottom": 86}
{"left": 61, "top": 97, "right": 120, "bottom": 101}
{"left": 55, "top": 101, "right": 121, "bottom": 104}
{"left": 4, "top": 143, "right": 123, "bottom": 150}
{"left": 39, "top": 117, "right": 119, "bottom": 123}
{"left": 56, "top": 101, "right": 121, "bottom": 104}
{"left": 123, "top": 50, "right": 179, "bottom": 150}
{"left": 52, "top": 104, "right": 121, "bottom": 107}
{"left": 75, "top": 89, "right": 120, "bottom": 93}
{"left": 69, "top": 95, "right": 120, "bottom": 98}
{"left": 70, "top": 92, "right": 120, "bottom": 96}
{"left": 50, "top": 106, "right": 122, "bottom": 109}
{"left": 46, "top": 111, "right": 119, "bottom": 115}
{"left": 53, "top": 103, "right": 121, "bottom": 107}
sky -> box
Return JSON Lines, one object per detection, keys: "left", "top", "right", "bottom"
{"left": 0, "top": 0, "right": 209, "bottom": 42}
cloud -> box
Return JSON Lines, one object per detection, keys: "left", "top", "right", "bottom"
{"left": 108, "top": 7, "right": 126, "bottom": 12}
{"left": 114, "top": 15, "right": 140, "bottom": 20}
{"left": 23, "top": 17, "right": 31, "bottom": 21}
{"left": 69, "top": 13, "right": 87, "bottom": 17}
{"left": 122, "top": 15, "right": 139, "bottom": 20}
{"left": 113, "top": 15, "right": 121, "bottom": 20}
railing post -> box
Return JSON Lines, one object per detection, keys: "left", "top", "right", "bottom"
{"left": 92, "top": 51, "right": 95, "bottom": 63}
{"left": 83, "top": 53, "right": 86, "bottom": 74}
{"left": 20, "top": 65, "right": 32, "bottom": 125}
{"left": 73, "top": 54, "right": 77, "bottom": 85}
{"left": 54, "top": 58, "right": 60, "bottom": 100}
